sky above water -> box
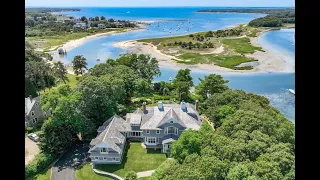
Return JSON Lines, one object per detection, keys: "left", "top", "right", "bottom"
{"left": 25, "top": 0, "right": 295, "bottom": 7}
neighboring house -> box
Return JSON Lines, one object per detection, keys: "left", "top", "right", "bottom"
{"left": 73, "top": 23, "right": 87, "bottom": 29}
{"left": 88, "top": 101, "right": 202, "bottom": 164}
{"left": 98, "top": 24, "right": 106, "bottom": 29}
{"left": 25, "top": 95, "right": 51, "bottom": 128}
{"left": 73, "top": 18, "right": 82, "bottom": 23}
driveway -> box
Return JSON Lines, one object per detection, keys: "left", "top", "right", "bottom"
{"left": 25, "top": 137, "right": 40, "bottom": 165}
{"left": 51, "top": 143, "right": 89, "bottom": 180}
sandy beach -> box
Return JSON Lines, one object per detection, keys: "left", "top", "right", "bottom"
{"left": 113, "top": 30, "right": 294, "bottom": 73}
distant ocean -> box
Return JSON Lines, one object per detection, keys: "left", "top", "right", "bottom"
{"left": 53, "top": 7, "right": 295, "bottom": 122}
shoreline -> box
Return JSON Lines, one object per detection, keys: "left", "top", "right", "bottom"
{"left": 113, "top": 27, "right": 295, "bottom": 74}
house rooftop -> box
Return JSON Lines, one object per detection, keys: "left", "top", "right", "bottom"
{"left": 140, "top": 103, "right": 201, "bottom": 130}
{"left": 25, "top": 96, "right": 40, "bottom": 116}
{"left": 89, "top": 115, "right": 132, "bottom": 153}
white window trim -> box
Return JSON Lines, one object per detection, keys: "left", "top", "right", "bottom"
{"left": 170, "top": 120, "right": 174, "bottom": 124}
{"left": 156, "top": 130, "right": 160, "bottom": 134}
{"left": 32, "top": 118, "right": 38, "bottom": 124}
{"left": 35, "top": 103, "right": 39, "bottom": 107}
{"left": 100, "top": 148, "right": 109, "bottom": 154}
{"left": 94, "top": 157, "right": 98, "bottom": 160}
{"left": 175, "top": 127, "right": 178, "bottom": 135}
{"left": 31, "top": 111, "right": 35, "bottom": 116}
{"left": 146, "top": 130, "right": 150, "bottom": 134}
{"left": 146, "top": 137, "right": 157, "bottom": 144}
{"left": 167, "top": 126, "right": 176, "bottom": 134}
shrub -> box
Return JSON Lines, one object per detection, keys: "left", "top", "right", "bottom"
{"left": 26, "top": 127, "right": 34, "bottom": 133}
{"left": 25, "top": 152, "right": 55, "bottom": 178}
{"left": 124, "top": 171, "right": 137, "bottom": 180}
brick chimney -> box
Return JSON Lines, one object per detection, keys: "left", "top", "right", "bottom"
{"left": 142, "top": 102, "right": 146, "bottom": 112}
{"left": 195, "top": 100, "right": 199, "bottom": 111}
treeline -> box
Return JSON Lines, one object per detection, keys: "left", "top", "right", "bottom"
{"left": 80, "top": 16, "right": 136, "bottom": 28}
{"left": 165, "top": 41, "right": 214, "bottom": 50}
{"left": 248, "top": 10, "right": 295, "bottom": 27}
{"left": 149, "top": 75, "right": 295, "bottom": 180}
{"left": 25, "top": 8, "right": 81, "bottom": 13}
{"left": 197, "top": 8, "right": 294, "bottom": 14}
{"left": 25, "top": 41, "right": 69, "bottom": 97}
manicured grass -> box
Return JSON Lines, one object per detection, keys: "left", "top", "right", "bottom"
{"left": 177, "top": 53, "right": 256, "bottom": 70}
{"left": 76, "top": 163, "right": 113, "bottom": 180}
{"left": 95, "top": 142, "right": 167, "bottom": 177}
{"left": 221, "top": 37, "right": 264, "bottom": 54}
{"left": 66, "top": 74, "right": 79, "bottom": 89}
{"left": 26, "top": 168, "right": 51, "bottom": 180}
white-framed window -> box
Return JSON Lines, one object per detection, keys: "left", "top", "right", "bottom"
{"left": 35, "top": 103, "right": 39, "bottom": 107}
{"left": 32, "top": 118, "right": 38, "bottom": 124}
{"left": 146, "top": 130, "right": 150, "bottom": 134}
{"left": 99, "top": 157, "right": 103, "bottom": 160}
{"left": 167, "top": 126, "right": 175, "bottom": 134}
{"left": 100, "top": 148, "right": 109, "bottom": 154}
{"left": 112, "top": 157, "right": 116, "bottom": 161}
{"left": 31, "top": 111, "right": 35, "bottom": 116}
{"left": 175, "top": 128, "right": 178, "bottom": 135}
{"left": 94, "top": 157, "right": 98, "bottom": 160}
{"left": 147, "top": 137, "right": 157, "bottom": 144}
{"left": 170, "top": 120, "right": 173, "bottom": 124}
{"left": 156, "top": 130, "right": 160, "bottom": 134}
{"left": 103, "top": 157, "right": 107, "bottom": 160}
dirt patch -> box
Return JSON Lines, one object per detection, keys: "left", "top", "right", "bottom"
{"left": 25, "top": 137, "right": 40, "bottom": 165}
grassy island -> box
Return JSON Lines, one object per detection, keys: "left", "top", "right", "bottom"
{"left": 138, "top": 25, "right": 266, "bottom": 70}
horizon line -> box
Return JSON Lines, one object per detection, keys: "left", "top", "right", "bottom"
{"left": 25, "top": 6, "right": 295, "bottom": 8}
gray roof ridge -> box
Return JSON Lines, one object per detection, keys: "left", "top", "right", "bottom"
{"left": 102, "top": 115, "right": 117, "bottom": 143}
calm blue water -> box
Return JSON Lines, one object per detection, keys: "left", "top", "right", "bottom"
{"left": 54, "top": 8, "right": 295, "bottom": 122}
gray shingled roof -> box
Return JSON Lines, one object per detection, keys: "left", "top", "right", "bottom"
{"left": 25, "top": 96, "right": 40, "bottom": 115}
{"left": 89, "top": 115, "right": 132, "bottom": 153}
{"left": 140, "top": 103, "right": 201, "bottom": 130}
{"left": 157, "top": 108, "right": 186, "bottom": 128}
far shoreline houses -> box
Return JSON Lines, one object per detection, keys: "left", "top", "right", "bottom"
{"left": 88, "top": 101, "right": 202, "bottom": 164}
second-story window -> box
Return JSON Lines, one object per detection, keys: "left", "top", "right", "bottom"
{"left": 146, "top": 130, "right": 150, "bottom": 134}
{"left": 167, "top": 127, "right": 175, "bottom": 134}
{"left": 100, "top": 148, "right": 109, "bottom": 154}
{"left": 31, "top": 111, "right": 35, "bottom": 116}
{"left": 156, "top": 130, "right": 160, "bottom": 134}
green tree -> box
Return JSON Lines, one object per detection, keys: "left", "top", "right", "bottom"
{"left": 101, "top": 16, "right": 106, "bottom": 20}
{"left": 117, "top": 53, "right": 161, "bottom": 81}
{"left": 81, "top": 16, "right": 87, "bottom": 21}
{"left": 124, "top": 171, "right": 138, "bottom": 180}
{"left": 76, "top": 75, "right": 126, "bottom": 126}
{"left": 94, "top": 16, "right": 99, "bottom": 21}
{"left": 52, "top": 61, "right": 69, "bottom": 84}
{"left": 172, "top": 69, "right": 193, "bottom": 101}
{"left": 196, "top": 74, "right": 229, "bottom": 101}
{"left": 227, "top": 164, "right": 251, "bottom": 180}
{"left": 171, "top": 130, "right": 201, "bottom": 163}
{"left": 25, "top": 78, "right": 38, "bottom": 98}
{"left": 134, "top": 78, "right": 151, "bottom": 94}
{"left": 72, "top": 55, "right": 88, "bottom": 75}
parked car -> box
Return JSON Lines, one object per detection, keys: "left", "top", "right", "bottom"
{"left": 28, "top": 133, "right": 39, "bottom": 142}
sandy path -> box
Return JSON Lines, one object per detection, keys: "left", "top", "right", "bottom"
{"left": 25, "top": 137, "right": 40, "bottom": 165}
{"left": 200, "top": 45, "right": 224, "bottom": 54}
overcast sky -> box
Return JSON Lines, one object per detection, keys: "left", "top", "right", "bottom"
{"left": 25, "top": 0, "right": 295, "bottom": 7}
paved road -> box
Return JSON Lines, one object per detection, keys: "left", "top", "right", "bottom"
{"left": 51, "top": 143, "right": 89, "bottom": 180}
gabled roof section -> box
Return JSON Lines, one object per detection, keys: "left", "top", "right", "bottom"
{"left": 89, "top": 115, "right": 132, "bottom": 153}
{"left": 157, "top": 108, "right": 186, "bottom": 128}
{"left": 25, "top": 96, "right": 40, "bottom": 115}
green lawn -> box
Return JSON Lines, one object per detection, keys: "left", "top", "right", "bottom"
{"left": 76, "top": 142, "right": 167, "bottom": 179}
{"left": 177, "top": 53, "right": 256, "bottom": 70}
{"left": 221, "top": 37, "right": 264, "bottom": 54}
{"left": 76, "top": 163, "right": 113, "bottom": 180}
{"left": 139, "top": 177, "right": 150, "bottom": 180}
{"left": 66, "top": 74, "right": 79, "bottom": 89}
{"left": 26, "top": 168, "right": 51, "bottom": 180}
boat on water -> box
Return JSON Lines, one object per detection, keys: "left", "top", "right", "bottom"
{"left": 288, "top": 89, "right": 295, "bottom": 95}
{"left": 169, "top": 77, "right": 172, "bottom": 81}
